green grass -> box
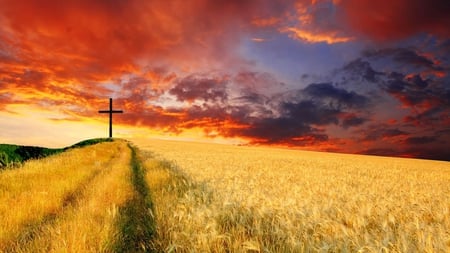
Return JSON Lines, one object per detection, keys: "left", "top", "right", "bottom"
{"left": 67, "top": 138, "right": 113, "bottom": 149}
{"left": 0, "top": 145, "right": 62, "bottom": 167}
{"left": 0, "top": 138, "right": 114, "bottom": 169}
{"left": 112, "top": 144, "right": 157, "bottom": 252}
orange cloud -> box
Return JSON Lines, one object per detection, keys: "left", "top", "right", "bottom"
{"left": 283, "top": 27, "right": 352, "bottom": 44}
{"left": 280, "top": 0, "right": 353, "bottom": 44}
{"left": 251, "top": 38, "right": 267, "bottom": 42}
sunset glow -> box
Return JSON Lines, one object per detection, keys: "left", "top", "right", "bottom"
{"left": 0, "top": 0, "right": 449, "bottom": 160}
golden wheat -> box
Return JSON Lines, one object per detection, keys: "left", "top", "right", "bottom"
{"left": 0, "top": 141, "right": 132, "bottom": 252}
{"left": 134, "top": 138, "right": 450, "bottom": 252}
{"left": 13, "top": 140, "right": 133, "bottom": 252}
{"left": 2, "top": 138, "right": 448, "bottom": 252}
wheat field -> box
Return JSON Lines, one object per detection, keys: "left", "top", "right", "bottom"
{"left": 1, "top": 138, "right": 449, "bottom": 252}
{"left": 134, "top": 138, "right": 450, "bottom": 252}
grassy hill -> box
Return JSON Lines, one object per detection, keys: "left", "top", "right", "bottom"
{"left": 0, "top": 138, "right": 113, "bottom": 168}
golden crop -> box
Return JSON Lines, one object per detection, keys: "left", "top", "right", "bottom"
{"left": 1, "top": 138, "right": 449, "bottom": 252}
{"left": 0, "top": 141, "right": 134, "bottom": 252}
{"left": 135, "top": 138, "right": 450, "bottom": 252}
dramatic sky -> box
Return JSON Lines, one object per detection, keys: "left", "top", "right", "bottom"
{"left": 1, "top": 0, "right": 449, "bottom": 161}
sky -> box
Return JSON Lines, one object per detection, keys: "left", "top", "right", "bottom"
{"left": 0, "top": 0, "right": 449, "bottom": 161}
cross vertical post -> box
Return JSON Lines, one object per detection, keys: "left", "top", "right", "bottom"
{"left": 109, "top": 98, "right": 112, "bottom": 137}
{"left": 98, "top": 98, "right": 123, "bottom": 138}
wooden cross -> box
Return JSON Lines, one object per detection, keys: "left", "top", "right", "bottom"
{"left": 98, "top": 98, "right": 123, "bottom": 138}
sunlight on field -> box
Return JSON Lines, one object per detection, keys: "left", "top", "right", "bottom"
{"left": 0, "top": 141, "right": 133, "bottom": 252}
{"left": 135, "top": 138, "right": 450, "bottom": 252}
{"left": 1, "top": 137, "right": 449, "bottom": 252}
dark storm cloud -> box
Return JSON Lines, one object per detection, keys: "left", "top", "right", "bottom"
{"left": 117, "top": 76, "right": 163, "bottom": 115}
{"left": 303, "top": 83, "right": 370, "bottom": 109}
{"left": 120, "top": 108, "right": 182, "bottom": 130}
{"left": 220, "top": 82, "right": 372, "bottom": 145}
{"left": 385, "top": 73, "right": 429, "bottom": 93}
{"left": 132, "top": 34, "right": 449, "bottom": 159}
{"left": 233, "top": 92, "right": 268, "bottom": 104}
{"left": 386, "top": 79, "right": 407, "bottom": 93}
{"left": 364, "top": 48, "right": 441, "bottom": 70}
{"left": 283, "top": 100, "right": 340, "bottom": 124}
{"left": 383, "top": 128, "right": 410, "bottom": 138}
{"left": 181, "top": 96, "right": 339, "bottom": 144}
{"left": 185, "top": 104, "right": 230, "bottom": 121}
{"left": 233, "top": 116, "right": 314, "bottom": 143}
{"left": 345, "top": 47, "right": 450, "bottom": 161}
{"left": 384, "top": 73, "right": 432, "bottom": 105}
{"left": 406, "top": 74, "right": 429, "bottom": 89}
{"left": 343, "top": 59, "right": 382, "bottom": 83}
{"left": 361, "top": 146, "right": 450, "bottom": 161}
{"left": 166, "top": 77, "right": 372, "bottom": 146}
{"left": 341, "top": 115, "right": 367, "bottom": 128}
{"left": 404, "top": 136, "right": 436, "bottom": 145}
{"left": 234, "top": 71, "right": 283, "bottom": 89}
{"left": 383, "top": 72, "right": 437, "bottom": 107}
{"left": 361, "top": 127, "right": 409, "bottom": 141}
{"left": 231, "top": 115, "right": 329, "bottom": 145}
{"left": 405, "top": 148, "right": 450, "bottom": 161}
{"left": 403, "top": 107, "right": 447, "bottom": 125}
{"left": 169, "top": 76, "right": 228, "bottom": 102}
{"left": 343, "top": 48, "right": 447, "bottom": 120}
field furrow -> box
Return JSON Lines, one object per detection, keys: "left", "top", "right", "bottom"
{"left": 11, "top": 140, "right": 134, "bottom": 252}
{"left": 2, "top": 158, "right": 110, "bottom": 252}
{"left": 111, "top": 144, "right": 157, "bottom": 252}
{"left": 0, "top": 141, "right": 129, "bottom": 251}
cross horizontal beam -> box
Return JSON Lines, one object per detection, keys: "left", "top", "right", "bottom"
{"left": 99, "top": 110, "right": 123, "bottom": 113}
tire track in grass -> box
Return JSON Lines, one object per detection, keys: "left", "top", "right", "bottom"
{"left": 112, "top": 144, "right": 157, "bottom": 252}
{"left": 3, "top": 154, "right": 116, "bottom": 253}
{"left": 14, "top": 141, "right": 133, "bottom": 252}
{"left": 0, "top": 141, "right": 126, "bottom": 251}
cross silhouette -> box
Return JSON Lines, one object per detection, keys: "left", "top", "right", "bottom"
{"left": 98, "top": 98, "right": 123, "bottom": 138}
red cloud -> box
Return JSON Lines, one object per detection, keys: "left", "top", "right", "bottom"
{"left": 0, "top": 0, "right": 279, "bottom": 123}
{"left": 339, "top": 0, "right": 450, "bottom": 40}
{"left": 0, "top": 0, "right": 281, "bottom": 82}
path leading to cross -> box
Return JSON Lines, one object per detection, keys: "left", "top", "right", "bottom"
{"left": 98, "top": 98, "right": 123, "bottom": 138}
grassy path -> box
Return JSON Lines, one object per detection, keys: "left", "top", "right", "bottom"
{"left": 112, "top": 144, "right": 157, "bottom": 252}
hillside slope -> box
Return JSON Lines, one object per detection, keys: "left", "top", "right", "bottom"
{"left": 0, "top": 138, "right": 112, "bottom": 168}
